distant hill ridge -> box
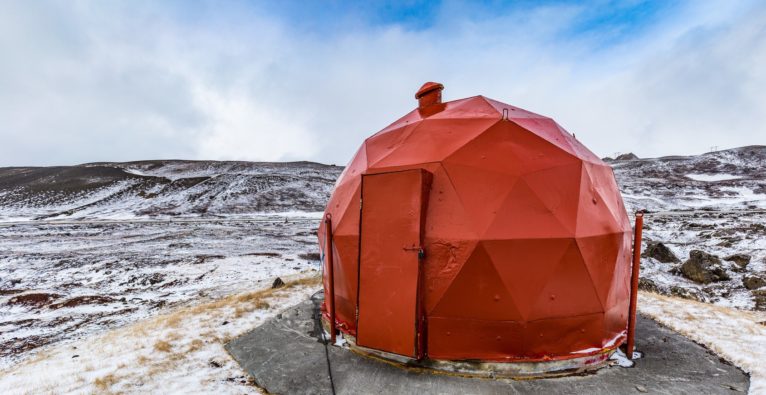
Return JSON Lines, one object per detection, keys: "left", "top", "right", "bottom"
{"left": 0, "top": 145, "right": 764, "bottom": 221}
{"left": 0, "top": 161, "right": 342, "bottom": 220}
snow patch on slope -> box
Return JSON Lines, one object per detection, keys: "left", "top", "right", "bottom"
{"left": 685, "top": 173, "right": 742, "bottom": 182}
{"left": 639, "top": 291, "right": 766, "bottom": 394}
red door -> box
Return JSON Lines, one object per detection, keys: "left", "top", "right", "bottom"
{"left": 357, "top": 169, "right": 431, "bottom": 358}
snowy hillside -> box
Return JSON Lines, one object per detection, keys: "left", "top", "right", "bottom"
{"left": 610, "top": 145, "right": 766, "bottom": 213}
{"left": 0, "top": 161, "right": 342, "bottom": 221}
{"left": 607, "top": 146, "right": 766, "bottom": 311}
{"left": 2, "top": 146, "right": 763, "bottom": 221}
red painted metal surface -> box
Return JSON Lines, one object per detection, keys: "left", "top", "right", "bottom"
{"left": 320, "top": 82, "right": 632, "bottom": 362}
{"left": 324, "top": 214, "right": 336, "bottom": 344}
{"left": 416, "top": 81, "right": 445, "bottom": 117}
{"left": 626, "top": 212, "right": 644, "bottom": 359}
{"left": 357, "top": 169, "right": 431, "bottom": 358}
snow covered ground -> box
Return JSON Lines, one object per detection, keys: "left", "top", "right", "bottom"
{"left": 0, "top": 217, "right": 322, "bottom": 370}
{"left": 638, "top": 210, "right": 766, "bottom": 309}
{"left": 609, "top": 146, "right": 766, "bottom": 311}
{"left": 1, "top": 283, "right": 762, "bottom": 394}
{"left": 0, "top": 276, "right": 321, "bottom": 394}
{"left": 638, "top": 291, "right": 766, "bottom": 394}
{"left": 685, "top": 173, "right": 743, "bottom": 182}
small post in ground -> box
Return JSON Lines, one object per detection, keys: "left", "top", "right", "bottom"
{"left": 626, "top": 211, "right": 644, "bottom": 359}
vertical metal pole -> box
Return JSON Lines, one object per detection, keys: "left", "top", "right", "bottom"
{"left": 626, "top": 212, "right": 644, "bottom": 359}
{"left": 325, "top": 214, "right": 337, "bottom": 344}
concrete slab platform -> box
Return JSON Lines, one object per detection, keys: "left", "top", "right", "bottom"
{"left": 226, "top": 293, "right": 749, "bottom": 394}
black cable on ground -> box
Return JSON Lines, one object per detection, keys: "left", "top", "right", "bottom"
{"left": 313, "top": 288, "right": 336, "bottom": 394}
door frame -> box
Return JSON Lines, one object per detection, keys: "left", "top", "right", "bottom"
{"left": 355, "top": 168, "right": 432, "bottom": 360}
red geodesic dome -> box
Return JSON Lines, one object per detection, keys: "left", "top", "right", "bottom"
{"left": 319, "top": 82, "right": 632, "bottom": 363}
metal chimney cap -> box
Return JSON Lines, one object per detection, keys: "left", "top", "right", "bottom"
{"left": 415, "top": 82, "right": 444, "bottom": 99}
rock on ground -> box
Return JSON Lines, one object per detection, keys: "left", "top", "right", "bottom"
{"left": 642, "top": 242, "right": 680, "bottom": 263}
{"left": 680, "top": 250, "right": 730, "bottom": 284}
{"left": 743, "top": 275, "right": 766, "bottom": 291}
{"left": 725, "top": 254, "right": 752, "bottom": 269}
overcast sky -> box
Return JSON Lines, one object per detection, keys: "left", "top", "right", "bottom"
{"left": 0, "top": 0, "right": 764, "bottom": 167}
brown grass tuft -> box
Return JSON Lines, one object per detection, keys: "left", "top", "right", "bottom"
{"left": 187, "top": 339, "right": 205, "bottom": 352}
{"left": 93, "top": 373, "right": 118, "bottom": 391}
{"left": 285, "top": 276, "right": 322, "bottom": 289}
{"left": 153, "top": 340, "right": 172, "bottom": 353}
{"left": 163, "top": 313, "right": 183, "bottom": 328}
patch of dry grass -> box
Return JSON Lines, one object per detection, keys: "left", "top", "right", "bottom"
{"left": 2, "top": 275, "right": 323, "bottom": 394}
{"left": 139, "top": 275, "right": 320, "bottom": 373}
{"left": 187, "top": 339, "right": 205, "bottom": 352}
{"left": 640, "top": 290, "right": 766, "bottom": 323}
{"left": 93, "top": 373, "right": 117, "bottom": 391}
{"left": 153, "top": 340, "right": 172, "bottom": 353}
{"left": 163, "top": 313, "right": 183, "bottom": 328}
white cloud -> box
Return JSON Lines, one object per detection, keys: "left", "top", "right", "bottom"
{"left": 191, "top": 84, "right": 317, "bottom": 161}
{"left": 0, "top": 1, "right": 763, "bottom": 166}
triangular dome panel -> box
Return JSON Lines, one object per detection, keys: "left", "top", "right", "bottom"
{"left": 333, "top": 183, "right": 361, "bottom": 237}
{"left": 509, "top": 116, "right": 578, "bottom": 158}
{"left": 372, "top": 118, "right": 498, "bottom": 169}
{"left": 375, "top": 109, "right": 422, "bottom": 135}
{"left": 527, "top": 242, "right": 604, "bottom": 320}
{"left": 519, "top": 163, "right": 582, "bottom": 236}
{"left": 576, "top": 233, "right": 625, "bottom": 308}
{"left": 335, "top": 145, "right": 367, "bottom": 187}
{"left": 484, "top": 178, "right": 574, "bottom": 239}
{"left": 365, "top": 122, "right": 419, "bottom": 167}
{"left": 482, "top": 238, "right": 572, "bottom": 321}
{"left": 430, "top": 244, "right": 523, "bottom": 321}
{"left": 443, "top": 162, "right": 519, "bottom": 235}
{"left": 330, "top": 233, "right": 359, "bottom": 325}
{"left": 583, "top": 162, "right": 631, "bottom": 230}
{"left": 481, "top": 96, "right": 545, "bottom": 119}
{"left": 424, "top": 164, "right": 478, "bottom": 241}
{"left": 422, "top": 239, "right": 479, "bottom": 314}
{"left": 430, "top": 96, "right": 500, "bottom": 119}
{"left": 576, "top": 164, "right": 629, "bottom": 237}
{"left": 552, "top": 122, "right": 602, "bottom": 164}
{"left": 444, "top": 121, "right": 580, "bottom": 178}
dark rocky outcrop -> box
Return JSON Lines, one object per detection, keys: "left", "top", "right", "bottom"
{"left": 638, "top": 278, "right": 659, "bottom": 293}
{"left": 669, "top": 285, "right": 702, "bottom": 301}
{"left": 272, "top": 277, "right": 285, "bottom": 289}
{"left": 679, "top": 250, "right": 730, "bottom": 284}
{"left": 615, "top": 152, "right": 639, "bottom": 161}
{"left": 724, "top": 254, "right": 751, "bottom": 269}
{"left": 743, "top": 275, "right": 766, "bottom": 290}
{"left": 298, "top": 252, "right": 321, "bottom": 261}
{"left": 642, "top": 242, "right": 680, "bottom": 263}
{"left": 6, "top": 292, "right": 61, "bottom": 307}
{"left": 49, "top": 295, "right": 116, "bottom": 309}
{"left": 753, "top": 289, "right": 766, "bottom": 311}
